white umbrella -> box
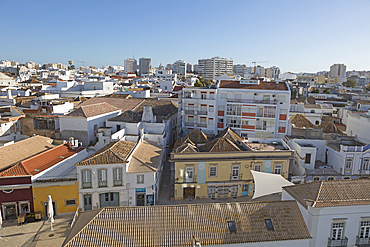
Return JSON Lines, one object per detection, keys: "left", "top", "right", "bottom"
{"left": 48, "top": 195, "right": 54, "bottom": 231}
{"left": 0, "top": 209, "right": 2, "bottom": 239}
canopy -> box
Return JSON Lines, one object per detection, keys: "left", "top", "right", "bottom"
{"left": 251, "top": 170, "right": 294, "bottom": 199}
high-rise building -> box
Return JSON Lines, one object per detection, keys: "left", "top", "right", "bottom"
{"left": 198, "top": 57, "right": 233, "bottom": 80}
{"left": 173, "top": 60, "right": 187, "bottom": 76}
{"left": 329, "top": 64, "right": 346, "bottom": 77}
{"left": 139, "top": 57, "right": 151, "bottom": 76}
{"left": 124, "top": 58, "right": 137, "bottom": 73}
{"left": 186, "top": 63, "right": 192, "bottom": 73}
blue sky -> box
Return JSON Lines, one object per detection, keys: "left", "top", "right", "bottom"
{"left": 2, "top": 0, "right": 370, "bottom": 73}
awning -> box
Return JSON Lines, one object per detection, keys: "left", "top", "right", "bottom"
{"left": 250, "top": 170, "right": 294, "bottom": 199}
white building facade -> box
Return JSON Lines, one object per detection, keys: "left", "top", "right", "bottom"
{"left": 198, "top": 57, "right": 233, "bottom": 80}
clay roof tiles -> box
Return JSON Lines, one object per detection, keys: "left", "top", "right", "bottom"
{"left": 219, "top": 80, "right": 289, "bottom": 91}
{"left": 290, "top": 114, "right": 315, "bottom": 128}
{"left": 63, "top": 201, "right": 311, "bottom": 247}
{"left": 64, "top": 102, "right": 121, "bottom": 118}
{"left": 127, "top": 140, "right": 164, "bottom": 173}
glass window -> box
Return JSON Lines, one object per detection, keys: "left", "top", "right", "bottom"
{"left": 19, "top": 202, "right": 30, "bottom": 213}
{"left": 332, "top": 222, "right": 344, "bottom": 240}
{"left": 209, "top": 166, "right": 217, "bottom": 177}
{"left": 137, "top": 174, "right": 144, "bottom": 184}
{"left": 274, "top": 165, "right": 282, "bottom": 174}
{"left": 360, "top": 221, "right": 370, "bottom": 239}
{"left": 209, "top": 105, "right": 214, "bottom": 112}
{"left": 113, "top": 168, "right": 123, "bottom": 186}
{"left": 65, "top": 199, "right": 77, "bottom": 206}
{"left": 82, "top": 170, "right": 91, "bottom": 188}
{"left": 305, "top": 154, "right": 311, "bottom": 164}
{"left": 254, "top": 165, "right": 261, "bottom": 172}
{"left": 363, "top": 159, "right": 370, "bottom": 170}
{"left": 208, "top": 118, "right": 214, "bottom": 125}
{"left": 226, "top": 104, "right": 242, "bottom": 116}
{"left": 346, "top": 159, "right": 353, "bottom": 169}
{"left": 98, "top": 169, "right": 107, "bottom": 187}
{"left": 231, "top": 165, "right": 240, "bottom": 180}
{"left": 217, "top": 185, "right": 229, "bottom": 195}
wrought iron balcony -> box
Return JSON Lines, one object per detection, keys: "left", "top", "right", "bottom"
{"left": 175, "top": 176, "right": 197, "bottom": 184}
{"left": 114, "top": 180, "right": 123, "bottom": 186}
{"left": 197, "top": 111, "right": 207, "bottom": 115}
{"left": 227, "top": 98, "right": 277, "bottom": 105}
{"left": 197, "top": 122, "right": 207, "bottom": 127}
{"left": 185, "top": 122, "right": 195, "bottom": 127}
{"left": 98, "top": 181, "right": 107, "bottom": 187}
{"left": 327, "top": 237, "right": 348, "bottom": 247}
{"left": 185, "top": 110, "right": 195, "bottom": 114}
{"left": 82, "top": 182, "right": 91, "bottom": 189}
{"left": 356, "top": 235, "right": 370, "bottom": 247}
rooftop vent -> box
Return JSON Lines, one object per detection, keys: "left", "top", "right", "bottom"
{"left": 265, "top": 219, "right": 274, "bottom": 230}
{"left": 227, "top": 220, "right": 236, "bottom": 233}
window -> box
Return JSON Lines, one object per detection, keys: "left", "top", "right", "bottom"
{"left": 185, "top": 167, "right": 194, "bottom": 182}
{"left": 265, "top": 219, "right": 274, "bottom": 230}
{"left": 116, "top": 125, "right": 121, "bottom": 132}
{"left": 242, "top": 120, "right": 249, "bottom": 126}
{"left": 217, "top": 185, "right": 229, "bottom": 195}
{"left": 98, "top": 169, "right": 107, "bottom": 187}
{"left": 332, "top": 222, "right": 344, "bottom": 240}
{"left": 209, "top": 105, "right": 214, "bottom": 112}
{"left": 231, "top": 165, "right": 240, "bottom": 180}
{"left": 313, "top": 177, "right": 320, "bottom": 181}
{"left": 311, "top": 110, "right": 315, "bottom": 113}
{"left": 137, "top": 174, "right": 144, "bottom": 184}
{"left": 226, "top": 104, "right": 241, "bottom": 116}
{"left": 113, "top": 168, "right": 123, "bottom": 186}
{"left": 19, "top": 202, "right": 30, "bottom": 213}
{"left": 254, "top": 165, "right": 261, "bottom": 172}
{"left": 359, "top": 221, "right": 370, "bottom": 239}
{"left": 226, "top": 117, "right": 241, "bottom": 128}
{"left": 305, "top": 154, "right": 311, "bottom": 164}
{"left": 315, "top": 120, "right": 320, "bottom": 125}
{"left": 228, "top": 220, "right": 236, "bottom": 233}
{"left": 209, "top": 166, "right": 217, "bottom": 177}
{"left": 345, "top": 159, "right": 353, "bottom": 169}
{"left": 65, "top": 199, "right": 77, "bottom": 206}
{"left": 327, "top": 177, "right": 334, "bottom": 181}
{"left": 218, "top": 118, "right": 224, "bottom": 123}
{"left": 208, "top": 118, "right": 214, "bottom": 125}
{"left": 363, "top": 159, "right": 370, "bottom": 170}
{"left": 201, "top": 92, "right": 207, "bottom": 99}
{"left": 82, "top": 170, "right": 91, "bottom": 188}
{"left": 218, "top": 105, "right": 225, "bottom": 111}
{"left": 221, "top": 93, "right": 227, "bottom": 99}
{"left": 263, "top": 95, "right": 270, "bottom": 102}
{"left": 274, "top": 165, "right": 282, "bottom": 174}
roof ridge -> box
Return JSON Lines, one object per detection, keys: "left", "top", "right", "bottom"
{"left": 22, "top": 143, "right": 67, "bottom": 166}
{"left": 131, "top": 99, "right": 146, "bottom": 112}
{"left": 78, "top": 141, "right": 121, "bottom": 165}
{"left": 19, "top": 161, "right": 31, "bottom": 175}
{"left": 312, "top": 181, "right": 325, "bottom": 207}
{"left": 64, "top": 208, "right": 105, "bottom": 247}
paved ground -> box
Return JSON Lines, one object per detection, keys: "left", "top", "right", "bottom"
{"left": 0, "top": 214, "right": 73, "bottom": 247}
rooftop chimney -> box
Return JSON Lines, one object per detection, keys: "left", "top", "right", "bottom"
{"left": 141, "top": 104, "right": 154, "bottom": 123}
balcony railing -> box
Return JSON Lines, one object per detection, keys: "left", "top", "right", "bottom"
{"left": 356, "top": 235, "right": 370, "bottom": 246}
{"left": 198, "top": 111, "right": 207, "bottom": 115}
{"left": 82, "top": 182, "right": 91, "bottom": 189}
{"left": 255, "top": 125, "right": 266, "bottom": 130}
{"left": 198, "top": 122, "right": 207, "bottom": 127}
{"left": 185, "top": 122, "right": 195, "bottom": 127}
{"left": 175, "top": 176, "right": 197, "bottom": 184}
{"left": 98, "top": 181, "right": 107, "bottom": 187}
{"left": 327, "top": 237, "right": 348, "bottom": 247}
{"left": 185, "top": 110, "right": 194, "bottom": 114}
{"left": 227, "top": 98, "right": 277, "bottom": 105}
{"left": 114, "top": 180, "right": 123, "bottom": 186}
{"left": 359, "top": 170, "right": 370, "bottom": 175}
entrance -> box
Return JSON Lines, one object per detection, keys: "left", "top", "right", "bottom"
{"left": 136, "top": 193, "right": 145, "bottom": 206}
{"left": 183, "top": 187, "right": 195, "bottom": 199}
{"left": 43, "top": 201, "right": 56, "bottom": 217}
{"left": 3, "top": 203, "right": 17, "bottom": 220}
{"left": 83, "top": 194, "right": 92, "bottom": 211}
{"left": 99, "top": 192, "right": 119, "bottom": 208}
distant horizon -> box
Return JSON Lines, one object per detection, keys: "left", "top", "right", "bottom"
{"left": 2, "top": 0, "right": 370, "bottom": 73}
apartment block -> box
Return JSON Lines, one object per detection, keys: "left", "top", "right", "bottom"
{"left": 139, "top": 57, "right": 151, "bottom": 76}
{"left": 329, "top": 63, "right": 347, "bottom": 77}
{"left": 124, "top": 58, "right": 137, "bottom": 73}
{"left": 178, "top": 78, "right": 291, "bottom": 138}
{"left": 198, "top": 57, "right": 233, "bottom": 80}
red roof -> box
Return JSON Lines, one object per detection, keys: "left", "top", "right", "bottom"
{"left": 219, "top": 80, "right": 289, "bottom": 91}
{"left": 0, "top": 143, "right": 83, "bottom": 177}
{"left": 173, "top": 85, "right": 186, "bottom": 92}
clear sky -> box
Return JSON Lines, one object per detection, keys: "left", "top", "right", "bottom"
{"left": 2, "top": 0, "right": 370, "bottom": 73}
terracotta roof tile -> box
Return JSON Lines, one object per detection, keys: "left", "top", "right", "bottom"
{"left": 283, "top": 179, "right": 370, "bottom": 209}
{"left": 64, "top": 102, "right": 121, "bottom": 118}
{"left": 0, "top": 143, "right": 83, "bottom": 177}
{"left": 76, "top": 140, "right": 137, "bottom": 166}
{"left": 290, "top": 114, "right": 315, "bottom": 128}
{"left": 127, "top": 140, "right": 164, "bottom": 173}
{"left": 63, "top": 201, "right": 311, "bottom": 247}
{"left": 0, "top": 136, "right": 54, "bottom": 171}
{"left": 76, "top": 97, "right": 144, "bottom": 112}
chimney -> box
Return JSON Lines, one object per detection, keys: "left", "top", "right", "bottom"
{"left": 7, "top": 89, "right": 13, "bottom": 99}
{"left": 141, "top": 104, "right": 154, "bottom": 123}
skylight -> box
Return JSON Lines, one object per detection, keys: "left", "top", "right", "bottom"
{"left": 227, "top": 220, "right": 236, "bottom": 233}
{"left": 265, "top": 219, "right": 274, "bottom": 230}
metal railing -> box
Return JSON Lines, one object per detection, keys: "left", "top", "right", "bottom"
{"left": 185, "top": 110, "right": 194, "bottom": 114}
{"left": 185, "top": 122, "right": 195, "bottom": 127}
{"left": 197, "top": 111, "right": 207, "bottom": 115}
{"left": 82, "top": 182, "right": 91, "bottom": 189}
{"left": 114, "top": 180, "right": 123, "bottom": 186}
{"left": 175, "top": 176, "right": 197, "bottom": 184}
{"left": 197, "top": 122, "right": 207, "bottom": 127}
{"left": 98, "top": 181, "right": 107, "bottom": 187}
{"left": 227, "top": 98, "right": 277, "bottom": 105}
{"left": 356, "top": 235, "right": 370, "bottom": 246}
{"left": 327, "top": 237, "right": 348, "bottom": 247}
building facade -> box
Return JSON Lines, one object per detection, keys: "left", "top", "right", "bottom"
{"left": 139, "top": 57, "right": 151, "bottom": 76}
{"left": 198, "top": 57, "right": 233, "bottom": 80}
{"left": 124, "top": 58, "right": 137, "bottom": 74}
{"left": 330, "top": 63, "right": 347, "bottom": 77}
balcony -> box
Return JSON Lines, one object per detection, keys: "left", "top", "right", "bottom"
{"left": 198, "top": 122, "right": 207, "bottom": 127}
{"left": 185, "top": 110, "right": 194, "bottom": 114}
{"left": 114, "top": 180, "right": 123, "bottom": 186}
{"left": 175, "top": 176, "right": 197, "bottom": 184}
{"left": 359, "top": 170, "right": 370, "bottom": 175}
{"left": 227, "top": 98, "right": 277, "bottom": 105}
{"left": 230, "top": 174, "right": 241, "bottom": 181}
{"left": 82, "top": 182, "right": 91, "bottom": 189}
{"left": 356, "top": 235, "right": 370, "bottom": 247}
{"left": 198, "top": 111, "right": 207, "bottom": 115}
{"left": 185, "top": 122, "right": 195, "bottom": 127}
{"left": 255, "top": 125, "right": 266, "bottom": 130}
{"left": 98, "top": 181, "right": 107, "bottom": 187}
{"left": 327, "top": 237, "right": 348, "bottom": 247}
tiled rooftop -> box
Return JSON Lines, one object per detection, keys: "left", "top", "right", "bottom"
{"left": 75, "top": 97, "right": 144, "bottom": 112}
{"left": 0, "top": 143, "right": 83, "bottom": 177}
{"left": 64, "top": 102, "right": 121, "bottom": 118}
{"left": 127, "top": 140, "right": 164, "bottom": 173}
{"left": 283, "top": 179, "right": 370, "bottom": 209}
{"left": 219, "top": 80, "right": 289, "bottom": 91}
{"left": 63, "top": 201, "right": 311, "bottom": 247}
{"left": 0, "top": 136, "right": 54, "bottom": 172}
{"left": 76, "top": 140, "right": 137, "bottom": 166}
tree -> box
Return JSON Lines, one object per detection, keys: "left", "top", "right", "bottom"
{"left": 199, "top": 77, "right": 212, "bottom": 87}
{"left": 343, "top": 79, "right": 357, "bottom": 88}
{"left": 312, "top": 88, "right": 320, "bottom": 93}
{"left": 194, "top": 81, "right": 203, "bottom": 87}
{"left": 323, "top": 89, "right": 331, "bottom": 94}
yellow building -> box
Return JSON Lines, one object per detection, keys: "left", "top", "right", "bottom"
{"left": 33, "top": 179, "right": 79, "bottom": 216}
{"left": 171, "top": 128, "right": 293, "bottom": 200}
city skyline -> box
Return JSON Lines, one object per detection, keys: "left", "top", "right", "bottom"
{"left": 2, "top": 0, "right": 370, "bottom": 73}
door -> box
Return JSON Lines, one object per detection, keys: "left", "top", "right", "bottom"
{"left": 183, "top": 187, "right": 195, "bottom": 199}
{"left": 3, "top": 204, "right": 17, "bottom": 220}
{"left": 136, "top": 193, "right": 145, "bottom": 206}
{"left": 332, "top": 223, "right": 344, "bottom": 240}
{"left": 185, "top": 167, "right": 194, "bottom": 183}
{"left": 43, "top": 202, "right": 56, "bottom": 216}
{"left": 231, "top": 166, "right": 240, "bottom": 180}
{"left": 83, "top": 194, "right": 92, "bottom": 211}
{"left": 99, "top": 192, "right": 119, "bottom": 208}
{"left": 230, "top": 185, "right": 238, "bottom": 197}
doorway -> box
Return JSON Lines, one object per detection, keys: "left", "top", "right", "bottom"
{"left": 183, "top": 187, "right": 195, "bottom": 199}
{"left": 99, "top": 192, "right": 119, "bottom": 208}
{"left": 83, "top": 194, "right": 92, "bottom": 211}
{"left": 136, "top": 193, "right": 145, "bottom": 206}
{"left": 43, "top": 201, "right": 56, "bottom": 217}
{"left": 3, "top": 203, "right": 17, "bottom": 220}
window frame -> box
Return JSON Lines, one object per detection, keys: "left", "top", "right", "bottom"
{"left": 359, "top": 220, "right": 370, "bottom": 239}
{"left": 81, "top": 169, "right": 92, "bottom": 188}
{"left": 254, "top": 164, "right": 262, "bottom": 172}
{"left": 331, "top": 222, "right": 345, "bottom": 240}
{"left": 65, "top": 199, "right": 77, "bottom": 206}
{"left": 98, "top": 169, "right": 108, "bottom": 187}
{"left": 19, "top": 201, "right": 30, "bottom": 213}
{"left": 137, "top": 174, "right": 144, "bottom": 184}
{"left": 274, "top": 164, "right": 282, "bottom": 174}
{"left": 113, "top": 167, "right": 123, "bottom": 186}
{"left": 305, "top": 153, "right": 311, "bottom": 164}
{"left": 345, "top": 158, "right": 353, "bottom": 169}
{"left": 209, "top": 166, "right": 218, "bottom": 177}
{"left": 363, "top": 159, "right": 370, "bottom": 170}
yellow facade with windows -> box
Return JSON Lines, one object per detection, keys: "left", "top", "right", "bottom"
{"left": 32, "top": 180, "right": 79, "bottom": 216}
{"left": 172, "top": 151, "right": 292, "bottom": 200}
